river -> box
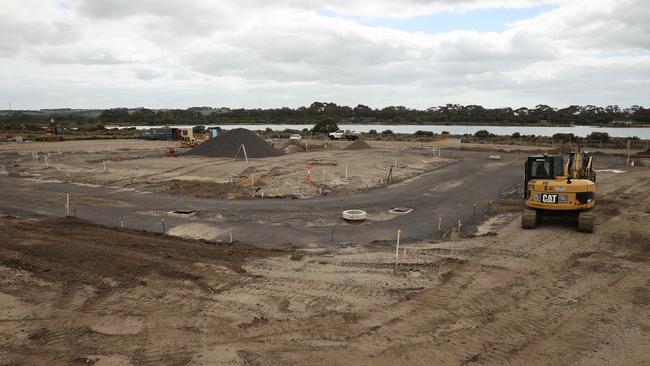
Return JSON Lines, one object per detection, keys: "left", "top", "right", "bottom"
{"left": 106, "top": 124, "right": 650, "bottom": 139}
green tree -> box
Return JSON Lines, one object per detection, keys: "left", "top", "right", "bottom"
{"left": 474, "top": 130, "right": 491, "bottom": 138}
{"left": 98, "top": 108, "right": 130, "bottom": 124}
{"left": 312, "top": 118, "right": 339, "bottom": 133}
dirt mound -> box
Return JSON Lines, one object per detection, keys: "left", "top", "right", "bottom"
{"left": 186, "top": 128, "right": 281, "bottom": 158}
{"left": 345, "top": 140, "right": 371, "bottom": 150}
{"left": 281, "top": 140, "right": 306, "bottom": 154}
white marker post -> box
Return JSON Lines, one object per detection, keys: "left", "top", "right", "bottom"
{"left": 65, "top": 193, "right": 70, "bottom": 216}
{"left": 103, "top": 161, "right": 106, "bottom": 171}
{"left": 345, "top": 161, "right": 348, "bottom": 181}
{"left": 229, "top": 231, "right": 233, "bottom": 243}
{"left": 394, "top": 229, "right": 401, "bottom": 274}
{"left": 438, "top": 216, "right": 442, "bottom": 231}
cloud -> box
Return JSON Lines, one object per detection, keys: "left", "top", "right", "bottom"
{"left": 0, "top": 0, "right": 648, "bottom": 109}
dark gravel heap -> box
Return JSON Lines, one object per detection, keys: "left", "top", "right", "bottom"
{"left": 186, "top": 128, "right": 281, "bottom": 158}
{"left": 345, "top": 139, "right": 371, "bottom": 150}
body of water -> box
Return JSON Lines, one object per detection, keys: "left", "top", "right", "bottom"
{"left": 106, "top": 124, "right": 650, "bottom": 139}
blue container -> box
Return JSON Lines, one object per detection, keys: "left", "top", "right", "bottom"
{"left": 209, "top": 130, "right": 219, "bottom": 138}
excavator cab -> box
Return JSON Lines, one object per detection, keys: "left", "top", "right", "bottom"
{"left": 522, "top": 150, "right": 595, "bottom": 232}
{"left": 524, "top": 155, "right": 564, "bottom": 199}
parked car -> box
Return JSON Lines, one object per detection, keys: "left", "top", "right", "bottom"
{"left": 289, "top": 134, "right": 302, "bottom": 141}
{"left": 328, "top": 129, "right": 360, "bottom": 140}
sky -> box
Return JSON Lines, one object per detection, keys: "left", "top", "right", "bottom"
{"left": 0, "top": 0, "right": 649, "bottom": 110}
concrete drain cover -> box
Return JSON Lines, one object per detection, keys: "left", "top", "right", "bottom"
{"left": 389, "top": 207, "right": 413, "bottom": 215}
{"left": 342, "top": 209, "right": 367, "bottom": 224}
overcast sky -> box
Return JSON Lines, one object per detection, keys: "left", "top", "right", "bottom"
{"left": 1, "top": 0, "right": 649, "bottom": 109}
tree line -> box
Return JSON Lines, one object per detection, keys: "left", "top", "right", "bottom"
{"left": 1, "top": 102, "right": 649, "bottom": 128}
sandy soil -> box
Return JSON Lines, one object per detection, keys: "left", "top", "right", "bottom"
{"left": 1, "top": 167, "right": 649, "bottom": 365}
{"left": 0, "top": 139, "right": 178, "bottom": 154}
{"left": 2, "top": 139, "right": 452, "bottom": 198}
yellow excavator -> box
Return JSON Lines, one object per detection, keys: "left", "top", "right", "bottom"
{"left": 522, "top": 148, "right": 596, "bottom": 232}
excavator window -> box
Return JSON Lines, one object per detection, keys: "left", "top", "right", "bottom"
{"left": 531, "top": 161, "right": 550, "bottom": 179}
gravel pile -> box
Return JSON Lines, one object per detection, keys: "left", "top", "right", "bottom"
{"left": 186, "top": 128, "right": 281, "bottom": 158}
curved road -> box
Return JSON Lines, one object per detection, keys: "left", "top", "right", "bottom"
{"left": 0, "top": 152, "right": 521, "bottom": 245}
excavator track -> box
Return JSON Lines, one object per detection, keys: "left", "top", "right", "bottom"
{"left": 578, "top": 211, "right": 595, "bottom": 233}
{"left": 521, "top": 207, "right": 538, "bottom": 229}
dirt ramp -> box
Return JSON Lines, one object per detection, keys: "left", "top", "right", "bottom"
{"left": 187, "top": 128, "right": 281, "bottom": 158}
{"left": 345, "top": 140, "right": 371, "bottom": 150}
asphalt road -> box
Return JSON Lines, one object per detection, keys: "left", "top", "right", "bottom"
{"left": 0, "top": 152, "right": 522, "bottom": 245}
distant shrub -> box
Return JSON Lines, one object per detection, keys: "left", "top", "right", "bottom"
{"left": 552, "top": 133, "right": 575, "bottom": 141}
{"left": 441, "top": 131, "right": 450, "bottom": 135}
{"left": 588, "top": 131, "right": 610, "bottom": 142}
{"left": 382, "top": 129, "right": 393, "bottom": 135}
{"left": 367, "top": 129, "right": 378, "bottom": 135}
{"left": 474, "top": 130, "right": 491, "bottom": 138}
{"left": 414, "top": 130, "right": 434, "bottom": 137}
{"left": 512, "top": 132, "right": 521, "bottom": 138}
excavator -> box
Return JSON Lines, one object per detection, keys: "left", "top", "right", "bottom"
{"left": 522, "top": 148, "right": 596, "bottom": 232}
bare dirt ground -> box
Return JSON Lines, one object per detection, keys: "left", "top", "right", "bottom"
{"left": 1, "top": 166, "right": 649, "bottom": 365}
{"left": 1, "top": 139, "right": 452, "bottom": 198}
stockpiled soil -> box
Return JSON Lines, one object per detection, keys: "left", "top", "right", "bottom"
{"left": 345, "top": 139, "right": 371, "bottom": 150}
{"left": 186, "top": 128, "right": 281, "bottom": 158}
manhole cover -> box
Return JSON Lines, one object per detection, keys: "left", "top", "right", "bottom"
{"left": 389, "top": 207, "right": 413, "bottom": 215}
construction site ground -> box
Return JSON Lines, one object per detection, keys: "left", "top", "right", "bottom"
{"left": 1, "top": 138, "right": 649, "bottom": 365}
{"left": 1, "top": 166, "right": 649, "bottom": 365}
{"left": 1, "top": 139, "right": 457, "bottom": 199}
